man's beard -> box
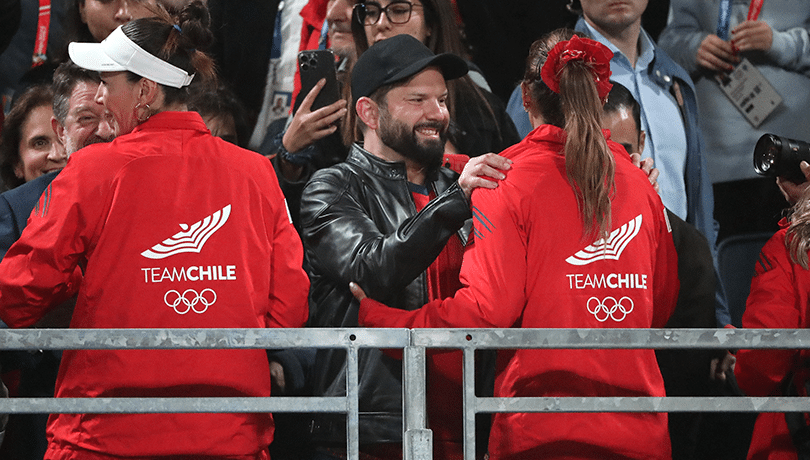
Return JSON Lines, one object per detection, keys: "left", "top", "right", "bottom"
{"left": 378, "top": 107, "right": 446, "bottom": 171}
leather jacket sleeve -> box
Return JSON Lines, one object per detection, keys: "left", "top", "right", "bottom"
{"left": 300, "top": 166, "right": 471, "bottom": 304}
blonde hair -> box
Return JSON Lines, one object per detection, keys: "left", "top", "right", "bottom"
{"left": 787, "top": 187, "right": 810, "bottom": 269}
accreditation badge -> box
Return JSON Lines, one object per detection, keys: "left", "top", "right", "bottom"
{"left": 716, "top": 57, "right": 782, "bottom": 128}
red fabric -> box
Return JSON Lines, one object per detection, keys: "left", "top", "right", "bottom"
{"left": 412, "top": 189, "right": 465, "bottom": 301}
{"left": 441, "top": 152, "right": 471, "bottom": 176}
{"left": 541, "top": 35, "right": 613, "bottom": 100}
{"left": 361, "top": 124, "right": 678, "bottom": 460}
{"left": 412, "top": 187, "right": 466, "bottom": 456}
{"left": 0, "top": 112, "right": 309, "bottom": 459}
{"left": 735, "top": 222, "right": 806, "bottom": 460}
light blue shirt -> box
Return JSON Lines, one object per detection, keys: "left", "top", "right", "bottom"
{"left": 659, "top": 0, "right": 810, "bottom": 183}
{"left": 580, "top": 21, "right": 689, "bottom": 220}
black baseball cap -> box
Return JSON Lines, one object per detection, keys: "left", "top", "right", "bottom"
{"left": 351, "top": 34, "right": 468, "bottom": 105}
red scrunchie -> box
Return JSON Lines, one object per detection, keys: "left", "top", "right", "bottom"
{"left": 541, "top": 35, "right": 614, "bottom": 100}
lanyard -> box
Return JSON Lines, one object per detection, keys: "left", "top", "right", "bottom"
{"left": 716, "top": 0, "right": 765, "bottom": 41}
{"left": 747, "top": 0, "right": 764, "bottom": 21}
{"left": 32, "top": 0, "right": 51, "bottom": 68}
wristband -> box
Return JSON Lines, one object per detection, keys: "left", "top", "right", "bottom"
{"left": 275, "top": 131, "right": 318, "bottom": 166}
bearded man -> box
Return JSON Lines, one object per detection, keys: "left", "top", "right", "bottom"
{"left": 299, "top": 34, "right": 511, "bottom": 459}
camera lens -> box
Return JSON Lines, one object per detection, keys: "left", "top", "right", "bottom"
{"left": 753, "top": 134, "right": 810, "bottom": 183}
{"left": 753, "top": 134, "right": 781, "bottom": 176}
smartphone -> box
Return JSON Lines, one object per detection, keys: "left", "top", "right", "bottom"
{"left": 294, "top": 49, "right": 340, "bottom": 114}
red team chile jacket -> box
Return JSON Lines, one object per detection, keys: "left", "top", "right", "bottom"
{"left": 360, "top": 124, "right": 679, "bottom": 460}
{"left": 0, "top": 112, "right": 309, "bottom": 459}
{"left": 735, "top": 224, "right": 810, "bottom": 460}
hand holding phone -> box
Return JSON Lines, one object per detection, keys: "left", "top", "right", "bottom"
{"left": 294, "top": 50, "right": 341, "bottom": 114}
{"left": 282, "top": 52, "right": 348, "bottom": 154}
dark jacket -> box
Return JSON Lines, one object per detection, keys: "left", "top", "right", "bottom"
{"left": 0, "top": 171, "right": 59, "bottom": 460}
{"left": 0, "top": 171, "right": 57, "bottom": 259}
{"left": 299, "top": 143, "right": 472, "bottom": 444}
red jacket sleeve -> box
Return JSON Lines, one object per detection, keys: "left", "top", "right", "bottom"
{"left": 264, "top": 162, "right": 309, "bottom": 329}
{"left": 0, "top": 155, "right": 104, "bottom": 327}
{"left": 735, "top": 230, "right": 805, "bottom": 396}
{"left": 359, "top": 184, "right": 526, "bottom": 329}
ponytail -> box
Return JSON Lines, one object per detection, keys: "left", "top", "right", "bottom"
{"left": 532, "top": 33, "right": 615, "bottom": 241}
{"left": 121, "top": 1, "right": 217, "bottom": 103}
{"left": 166, "top": 1, "right": 216, "bottom": 86}
{"left": 559, "top": 62, "right": 615, "bottom": 242}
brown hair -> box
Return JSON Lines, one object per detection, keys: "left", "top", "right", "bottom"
{"left": 52, "top": 60, "right": 101, "bottom": 125}
{"left": 61, "top": 0, "right": 158, "bottom": 60}
{"left": 523, "top": 28, "right": 615, "bottom": 241}
{"left": 0, "top": 85, "right": 55, "bottom": 190}
{"left": 787, "top": 188, "right": 810, "bottom": 269}
{"left": 121, "top": 1, "right": 217, "bottom": 105}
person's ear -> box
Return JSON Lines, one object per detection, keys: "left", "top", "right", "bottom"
{"left": 356, "top": 97, "right": 380, "bottom": 130}
{"left": 520, "top": 81, "right": 532, "bottom": 112}
{"left": 13, "top": 161, "right": 24, "bottom": 180}
{"left": 78, "top": 0, "right": 88, "bottom": 24}
{"left": 138, "top": 78, "right": 160, "bottom": 107}
{"left": 52, "top": 117, "right": 67, "bottom": 147}
{"left": 638, "top": 130, "right": 646, "bottom": 154}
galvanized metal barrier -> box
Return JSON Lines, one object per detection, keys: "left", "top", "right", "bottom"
{"left": 408, "top": 328, "right": 810, "bottom": 460}
{"left": 1, "top": 327, "right": 810, "bottom": 460}
{"left": 0, "top": 328, "right": 410, "bottom": 460}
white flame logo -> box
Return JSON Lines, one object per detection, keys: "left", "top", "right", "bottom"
{"left": 566, "top": 214, "right": 642, "bottom": 266}
{"left": 141, "top": 205, "right": 231, "bottom": 260}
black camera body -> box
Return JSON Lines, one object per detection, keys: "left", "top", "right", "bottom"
{"left": 753, "top": 134, "right": 810, "bottom": 184}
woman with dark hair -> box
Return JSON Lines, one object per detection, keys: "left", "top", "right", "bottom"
{"left": 349, "top": 0, "right": 520, "bottom": 156}
{"left": 0, "top": 84, "right": 66, "bottom": 190}
{"left": 63, "top": 0, "right": 158, "bottom": 44}
{"left": 354, "top": 29, "right": 679, "bottom": 459}
{"left": 188, "top": 85, "right": 251, "bottom": 147}
{"left": 0, "top": 2, "right": 309, "bottom": 459}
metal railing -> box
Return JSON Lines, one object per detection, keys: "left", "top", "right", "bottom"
{"left": 1, "top": 327, "right": 810, "bottom": 460}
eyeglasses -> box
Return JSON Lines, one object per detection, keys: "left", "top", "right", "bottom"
{"left": 354, "top": 1, "right": 423, "bottom": 26}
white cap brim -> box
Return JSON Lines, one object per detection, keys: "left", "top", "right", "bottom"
{"left": 69, "top": 26, "right": 194, "bottom": 88}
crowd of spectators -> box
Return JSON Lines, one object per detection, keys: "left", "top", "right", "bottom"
{"left": 0, "top": 0, "right": 808, "bottom": 459}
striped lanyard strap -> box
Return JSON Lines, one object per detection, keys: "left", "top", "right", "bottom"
{"left": 717, "top": 0, "right": 764, "bottom": 41}
{"left": 32, "top": 0, "right": 51, "bottom": 68}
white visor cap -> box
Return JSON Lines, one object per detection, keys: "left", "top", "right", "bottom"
{"left": 68, "top": 26, "right": 195, "bottom": 88}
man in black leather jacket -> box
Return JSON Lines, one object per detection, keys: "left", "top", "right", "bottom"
{"left": 299, "top": 35, "right": 511, "bottom": 458}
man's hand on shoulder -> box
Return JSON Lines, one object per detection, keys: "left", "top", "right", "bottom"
{"left": 458, "top": 153, "right": 512, "bottom": 199}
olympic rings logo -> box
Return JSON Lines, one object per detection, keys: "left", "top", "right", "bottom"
{"left": 586, "top": 296, "right": 634, "bottom": 322}
{"left": 164, "top": 289, "right": 217, "bottom": 315}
